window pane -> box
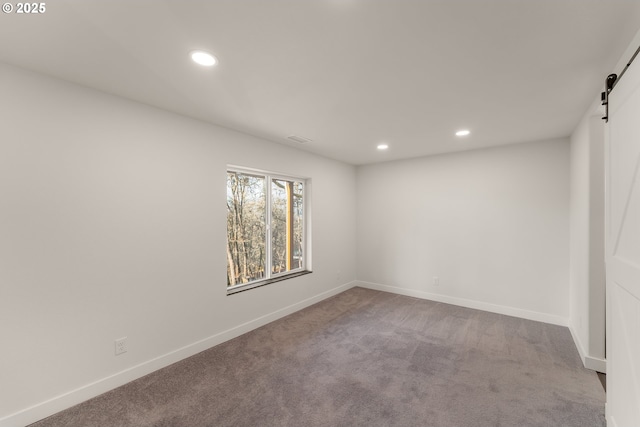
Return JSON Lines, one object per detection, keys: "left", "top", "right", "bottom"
{"left": 271, "top": 179, "right": 303, "bottom": 274}
{"left": 292, "top": 181, "right": 304, "bottom": 270}
{"left": 226, "top": 172, "right": 266, "bottom": 286}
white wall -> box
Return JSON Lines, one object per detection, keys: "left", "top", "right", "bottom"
{"left": 0, "top": 62, "right": 357, "bottom": 426}
{"left": 356, "top": 139, "right": 570, "bottom": 325}
{"left": 569, "top": 112, "right": 606, "bottom": 372}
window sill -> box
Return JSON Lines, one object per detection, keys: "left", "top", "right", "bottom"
{"left": 227, "top": 270, "right": 312, "bottom": 295}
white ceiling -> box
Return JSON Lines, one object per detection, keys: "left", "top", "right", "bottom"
{"left": 1, "top": 0, "right": 639, "bottom": 165}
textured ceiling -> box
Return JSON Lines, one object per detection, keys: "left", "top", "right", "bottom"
{"left": 1, "top": 0, "right": 639, "bottom": 164}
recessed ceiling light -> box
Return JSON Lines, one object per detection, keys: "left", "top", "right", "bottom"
{"left": 455, "top": 129, "right": 471, "bottom": 137}
{"left": 377, "top": 144, "right": 389, "bottom": 150}
{"left": 190, "top": 50, "right": 218, "bottom": 67}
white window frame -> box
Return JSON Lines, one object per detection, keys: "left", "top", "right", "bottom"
{"left": 226, "top": 166, "right": 311, "bottom": 295}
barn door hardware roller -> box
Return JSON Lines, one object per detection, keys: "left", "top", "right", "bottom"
{"left": 601, "top": 74, "right": 617, "bottom": 123}
{"left": 602, "top": 43, "right": 640, "bottom": 122}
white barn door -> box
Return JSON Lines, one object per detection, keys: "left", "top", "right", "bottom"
{"left": 606, "top": 56, "right": 640, "bottom": 427}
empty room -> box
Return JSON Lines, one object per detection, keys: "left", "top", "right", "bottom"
{"left": 2, "top": 1, "right": 640, "bottom": 426}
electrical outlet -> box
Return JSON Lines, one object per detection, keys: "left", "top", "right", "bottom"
{"left": 115, "top": 337, "right": 127, "bottom": 355}
{"left": 433, "top": 276, "right": 439, "bottom": 287}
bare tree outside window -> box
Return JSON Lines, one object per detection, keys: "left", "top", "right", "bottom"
{"left": 271, "top": 179, "right": 304, "bottom": 274}
{"left": 226, "top": 169, "right": 306, "bottom": 291}
{"left": 226, "top": 172, "right": 266, "bottom": 286}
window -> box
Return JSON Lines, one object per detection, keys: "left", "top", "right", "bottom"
{"left": 226, "top": 168, "right": 308, "bottom": 293}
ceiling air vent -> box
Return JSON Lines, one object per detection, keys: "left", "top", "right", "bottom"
{"left": 287, "top": 135, "right": 313, "bottom": 144}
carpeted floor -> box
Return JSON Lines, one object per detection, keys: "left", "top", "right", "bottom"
{"left": 29, "top": 287, "right": 605, "bottom": 427}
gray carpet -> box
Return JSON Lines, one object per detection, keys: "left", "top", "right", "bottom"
{"left": 29, "top": 287, "right": 605, "bottom": 427}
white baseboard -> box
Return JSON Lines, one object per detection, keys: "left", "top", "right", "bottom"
{"left": 355, "top": 281, "right": 569, "bottom": 327}
{"left": 584, "top": 355, "right": 607, "bottom": 373}
{"left": 0, "top": 281, "right": 356, "bottom": 427}
{"left": 568, "top": 326, "right": 607, "bottom": 373}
